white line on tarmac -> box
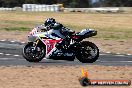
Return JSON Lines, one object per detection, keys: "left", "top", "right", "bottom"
{"left": 100, "top": 54, "right": 107, "bottom": 55}
{"left": 14, "top": 55, "right": 20, "bottom": 57}
{"left": 0, "top": 52, "right": 21, "bottom": 57}
{"left": 0, "top": 40, "right": 6, "bottom": 41}
{"left": 21, "top": 42, "right": 25, "bottom": 44}
{"left": 0, "top": 53, "right": 4, "bottom": 55}
{"left": 114, "top": 55, "right": 125, "bottom": 57}
{"left": 127, "top": 54, "right": 131, "bottom": 56}
{"left": 106, "top": 52, "right": 111, "bottom": 54}
{"left": 5, "top": 54, "right": 11, "bottom": 56}
{"left": 116, "top": 53, "right": 121, "bottom": 55}
{"left": 11, "top": 41, "right": 15, "bottom": 43}
{"left": 99, "top": 61, "right": 132, "bottom": 63}
{"left": 0, "top": 58, "right": 15, "bottom": 60}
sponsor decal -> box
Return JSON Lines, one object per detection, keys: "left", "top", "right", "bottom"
{"left": 43, "top": 39, "right": 62, "bottom": 55}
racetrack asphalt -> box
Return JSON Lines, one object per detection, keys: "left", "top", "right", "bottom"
{"left": 0, "top": 41, "right": 132, "bottom": 66}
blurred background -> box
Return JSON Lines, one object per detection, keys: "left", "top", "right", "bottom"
{"left": 0, "top": 0, "right": 132, "bottom": 8}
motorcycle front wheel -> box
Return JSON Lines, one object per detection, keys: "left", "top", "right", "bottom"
{"left": 76, "top": 41, "right": 99, "bottom": 63}
{"left": 22, "top": 42, "right": 45, "bottom": 62}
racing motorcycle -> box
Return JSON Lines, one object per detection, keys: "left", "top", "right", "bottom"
{"left": 22, "top": 26, "right": 99, "bottom": 63}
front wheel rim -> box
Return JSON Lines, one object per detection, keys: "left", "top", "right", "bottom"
{"left": 24, "top": 46, "right": 45, "bottom": 60}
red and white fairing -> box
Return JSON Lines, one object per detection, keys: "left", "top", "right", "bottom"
{"left": 28, "top": 27, "right": 65, "bottom": 57}
{"left": 41, "top": 29, "right": 64, "bottom": 57}
{"left": 43, "top": 39, "right": 62, "bottom": 56}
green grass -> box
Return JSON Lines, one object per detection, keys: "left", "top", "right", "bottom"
{"left": 3, "top": 27, "right": 30, "bottom": 31}
{"left": 0, "top": 11, "right": 132, "bottom": 40}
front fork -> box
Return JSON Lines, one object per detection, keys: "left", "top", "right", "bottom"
{"left": 33, "top": 39, "right": 39, "bottom": 51}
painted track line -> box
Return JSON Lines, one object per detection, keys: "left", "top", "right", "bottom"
{"left": 0, "top": 58, "right": 16, "bottom": 60}
{"left": 100, "top": 54, "right": 107, "bottom": 55}
{"left": 106, "top": 52, "right": 111, "bottom": 54}
{"left": 11, "top": 41, "right": 15, "bottom": 43}
{"left": 114, "top": 55, "right": 125, "bottom": 57}
{"left": 14, "top": 55, "right": 20, "bottom": 57}
{"left": 99, "top": 61, "right": 132, "bottom": 63}
{"left": 5, "top": 54, "right": 11, "bottom": 56}
{"left": 127, "top": 54, "right": 132, "bottom": 56}
{"left": 0, "top": 40, "right": 6, "bottom": 41}
{"left": 0, "top": 52, "right": 21, "bottom": 57}
{"left": 0, "top": 40, "right": 132, "bottom": 57}
{"left": 0, "top": 53, "right": 4, "bottom": 55}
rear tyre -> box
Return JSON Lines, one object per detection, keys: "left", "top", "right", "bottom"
{"left": 22, "top": 42, "right": 45, "bottom": 62}
{"left": 76, "top": 41, "right": 99, "bottom": 63}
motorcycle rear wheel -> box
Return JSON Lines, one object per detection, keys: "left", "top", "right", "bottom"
{"left": 76, "top": 41, "right": 99, "bottom": 63}
{"left": 22, "top": 42, "right": 45, "bottom": 62}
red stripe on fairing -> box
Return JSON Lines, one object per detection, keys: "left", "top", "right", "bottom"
{"left": 43, "top": 39, "right": 62, "bottom": 55}
{"left": 72, "top": 35, "right": 80, "bottom": 39}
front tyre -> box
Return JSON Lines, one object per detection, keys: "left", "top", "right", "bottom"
{"left": 22, "top": 42, "right": 45, "bottom": 62}
{"left": 76, "top": 41, "right": 99, "bottom": 63}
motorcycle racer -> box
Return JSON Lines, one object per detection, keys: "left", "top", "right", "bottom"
{"left": 23, "top": 18, "right": 99, "bottom": 63}
{"left": 44, "top": 18, "right": 74, "bottom": 35}
{"left": 30, "top": 18, "right": 74, "bottom": 36}
{"left": 29, "top": 18, "right": 74, "bottom": 50}
{"left": 43, "top": 18, "right": 75, "bottom": 50}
